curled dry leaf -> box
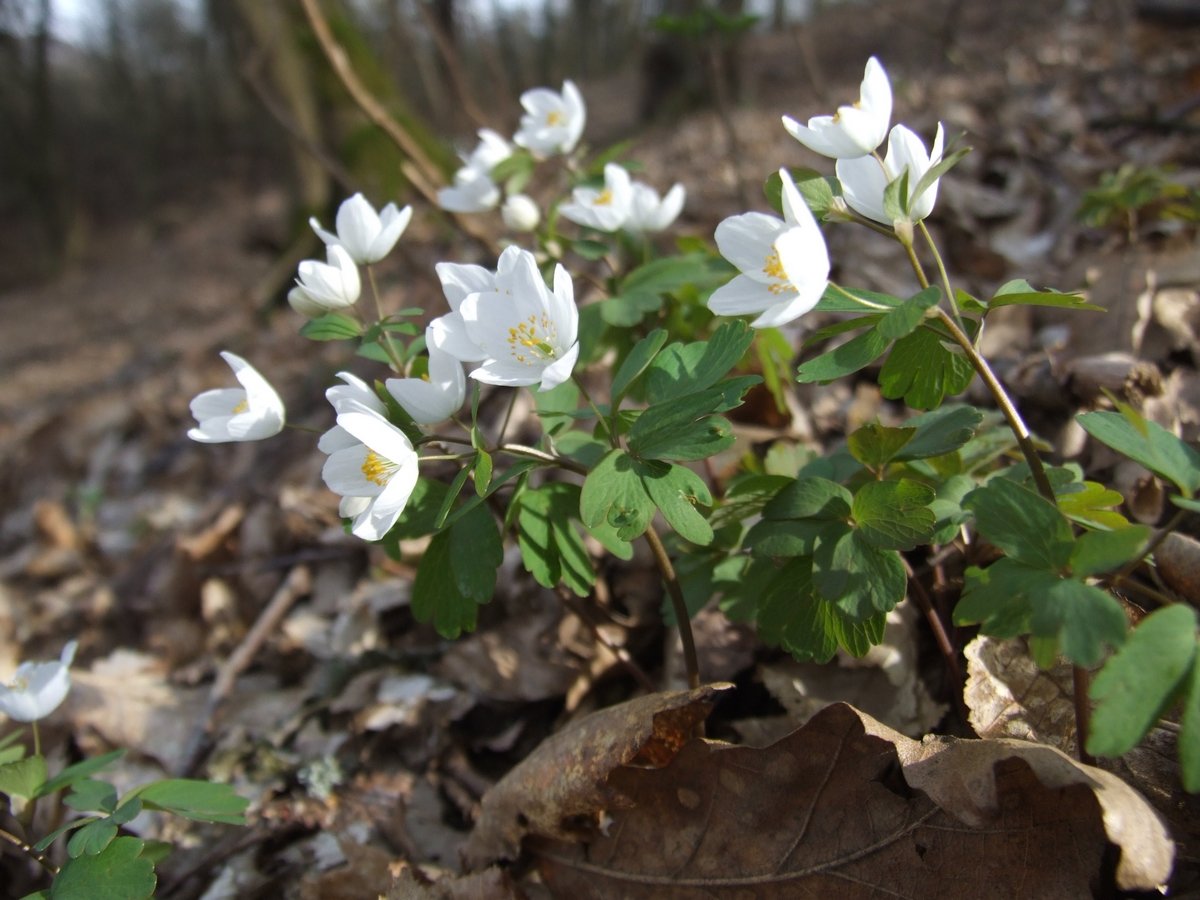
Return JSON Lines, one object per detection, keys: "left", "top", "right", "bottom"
{"left": 526, "top": 703, "right": 1171, "bottom": 897}
{"left": 462, "top": 684, "right": 732, "bottom": 869}
{"left": 963, "top": 634, "right": 1077, "bottom": 754}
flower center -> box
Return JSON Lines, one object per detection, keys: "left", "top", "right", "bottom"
{"left": 361, "top": 451, "right": 397, "bottom": 487}
{"left": 546, "top": 110, "right": 564, "bottom": 126}
{"left": 594, "top": 189, "right": 613, "bottom": 207}
{"left": 8, "top": 676, "right": 28, "bottom": 692}
{"left": 763, "top": 248, "right": 794, "bottom": 296}
{"left": 507, "top": 314, "right": 559, "bottom": 365}
{"left": 233, "top": 398, "right": 249, "bottom": 414}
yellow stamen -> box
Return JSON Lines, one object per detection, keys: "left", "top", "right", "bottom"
{"left": 361, "top": 451, "right": 394, "bottom": 487}
{"left": 594, "top": 189, "right": 613, "bottom": 207}
{"left": 546, "top": 110, "right": 564, "bottom": 126}
{"left": 232, "top": 399, "right": 249, "bottom": 414}
{"left": 763, "top": 249, "right": 793, "bottom": 295}
{"left": 506, "top": 313, "right": 559, "bottom": 364}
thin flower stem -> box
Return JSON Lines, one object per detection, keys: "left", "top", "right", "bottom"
{"left": 828, "top": 281, "right": 892, "bottom": 312}
{"left": 0, "top": 826, "right": 58, "bottom": 875}
{"left": 902, "top": 239, "right": 932, "bottom": 290}
{"left": 365, "top": 266, "right": 406, "bottom": 374}
{"left": 1074, "top": 668, "right": 1095, "bottom": 765}
{"left": 573, "top": 376, "right": 615, "bottom": 449}
{"left": 644, "top": 525, "right": 700, "bottom": 691}
{"left": 285, "top": 423, "right": 324, "bottom": 435}
{"left": 32, "top": 722, "right": 40, "bottom": 759}
{"left": 1106, "top": 507, "right": 1188, "bottom": 593}
{"left": 418, "top": 453, "right": 475, "bottom": 463}
{"left": 499, "top": 443, "right": 588, "bottom": 476}
{"left": 918, "top": 220, "right": 963, "bottom": 327}
{"left": 496, "top": 389, "right": 519, "bottom": 446}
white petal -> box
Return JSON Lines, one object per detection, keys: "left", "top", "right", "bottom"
{"left": 707, "top": 274, "right": 783, "bottom": 317}
{"left": 335, "top": 193, "right": 379, "bottom": 262}
{"left": 436, "top": 261, "right": 495, "bottom": 312}
{"left": 469, "top": 359, "right": 542, "bottom": 387}
{"left": 428, "top": 312, "right": 487, "bottom": 362}
{"left": 775, "top": 223, "right": 830, "bottom": 299}
{"left": 836, "top": 155, "right": 890, "bottom": 225}
{"left": 190, "top": 387, "right": 244, "bottom": 422}
{"left": 714, "top": 213, "right": 788, "bottom": 280}
{"left": 323, "top": 444, "right": 385, "bottom": 498}
{"left": 337, "top": 410, "right": 415, "bottom": 466}
{"left": 539, "top": 342, "right": 579, "bottom": 391}
{"left": 365, "top": 204, "right": 412, "bottom": 263}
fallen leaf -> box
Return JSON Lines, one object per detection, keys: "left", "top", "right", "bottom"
{"left": 462, "top": 684, "right": 731, "bottom": 869}
{"left": 529, "top": 703, "right": 1171, "bottom": 896}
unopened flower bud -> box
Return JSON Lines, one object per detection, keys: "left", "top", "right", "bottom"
{"left": 502, "top": 194, "right": 541, "bottom": 232}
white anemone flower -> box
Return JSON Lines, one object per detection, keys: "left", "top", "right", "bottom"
{"left": 292, "top": 244, "right": 361, "bottom": 313}
{"left": 560, "top": 163, "right": 633, "bottom": 232}
{"left": 322, "top": 409, "right": 419, "bottom": 541}
{"left": 428, "top": 245, "right": 524, "bottom": 363}
{"left": 501, "top": 193, "right": 541, "bottom": 232}
{"left": 458, "top": 248, "right": 579, "bottom": 391}
{"left": 386, "top": 346, "right": 467, "bottom": 425}
{"left": 514, "top": 80, "right": 586, "bottom": 157}
{"left": 836, "top": 123, "right": 946, "bottom": 227}
{"left": 625, "top": 181, "right": 686, "bottom": 233}
{"left": 188, "top": 351, "right": 286, "bottom": 443}
{"left": 782, "top": 56, "right": 892, "bottom": 159}
{"left": 309, "top": 193, "right": 413, "bottom": 265}
{"left": 318, "top": 371, "right": 387, "bottom": 454}
{"left": 0, "top": 641, "right": 77, "bottom": 722}
{"left": 707, "top": 169, "right": 830, "bottom": 329}
{"left": 438, "top": 129, "right": 512, "bottom": 213}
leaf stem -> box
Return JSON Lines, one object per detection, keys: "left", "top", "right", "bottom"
{"left": 828, "top": 281, "right": 892, "bottom": 312}
{"left": 0, "top": 826, "right": 58, "bottom": 875}
{"left": 917, "top": 220, "right": 964, "bottom": 329}
{"left": 365, "top": 265, "right": 406, "bottom": 373}
{"left": 1106, "top": 507, "right": 1188, "bottom": 593}
{"left": 573, "top": 375, "right": 616, "bottom": 449}
{"left": 643, "top": 526, "right": 700, "bottom": 691}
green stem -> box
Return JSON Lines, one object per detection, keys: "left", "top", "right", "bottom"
{"left": 828, "top": 281, "right": 892, "bottom": 312}
{"left": 644, "top": 525, "right": 700, "bottom": 690}
{"left": 918, "top": 220, "right": 964, "bottom": 329}
{"left": 499, "top": 443, "right": 588, "bottom": 476}
{"left": 902, "top": 237, "right": 932, "bottom": 290}
{"left": 32, "top": 722, "right": 40, "bottom": 759}
{"left": 365, "top": 265, "right": 406, "bottom": 373}
{"left": 573, "top": 376, "right": 616, "bottom": 449}
{"left": 0, "top": 825, "right": 57, "bottom": 875}
{"left": 1106, "top": 507, "right": 1188, "bottom": 594}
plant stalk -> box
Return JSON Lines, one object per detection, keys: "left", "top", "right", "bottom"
{"left": 0, "top": 826, "right": 57, "bottom": 875}
{"left": 644, "top": 525, "right": 700, "bottom": 690}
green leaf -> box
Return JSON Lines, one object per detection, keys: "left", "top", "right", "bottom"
{"left": 877, "top": 287, "right": 940, "bottom": 340}
{"left": 641, "top": 463, "right": 714, "bottom": 545}
{"left": 0, "top": 755, "right": 46, "bottom": 807}
{"left": 762, "top": 476, "right": 852, "bottom": 521}
{"left": 796, "top": 327, "right": 890, "bottom": 383}
{"left": 1056, "top": 481, "right": 1131, "bottom": 530}
{"left": 1070, "top": 525, "right": 1150, "bottom": 578}
{"left": 534, "top": 380, "right": 581, "bottom": 436}
{"left": 571, "top": 238, "right": 611, "bottom": 261}
{"left": 852, "top": 480, "right": 936, "bottom": 551}
{"left": 1171, "top": 496, "right": 1200, "bottom": 514}
{"left": 412, "top": 503, "right": 503, "bottom": 638}
{"left": 813, "top": 285, "right": 905, "bottom": 314}
{"left": 833, "top": 607, "right": 888, "bottom": 658}
{"left": 67, "top": 820, "right": 117, "bottom": 858}
{"left": 37, "top": 750, "right": 125, "bottom": 799}
{"left": 1180, "top": 649, "right": 1200, "bottom": 792}
{"left": 516, "top": 483, "right": 594, "bottom": 597}
{"left": 65, "top": 779, "right": 117, "bottom": 815}
{"left": 644, "top": 321, "right": 754, "bottom": 402}
{"left": 299, "top": 312, "right": 362, "bottom": 341}
{"left": 878, "top": 326, "right": 975, "bottom": 409}
{"left": 1032, "top": 578, "right": 1127, "bottom": 666}
{"left": 813, "top": 527, "right": 907, "bottom": 620}
{"left": 988, "top": 279, "right": 1102, "bottom": 312}
{"left": 627, "top": 378, "right": 756, "bottom": 461}
{"left": 1088, "top": 605, "right": 1197, "bottom": 758}
{"left": 473, "top": 450, "right": 493, "bottom": 497}
{"left": 756, "top": 559, "right": 837, "bottom": 663}
{"left": 434, "top": 465, "right": 472, "bottom": 530}
{"left": 50, "top": 837, "right": 156, "bottom": 900}
{"left": 893, "top": 405, "right": 985, "bottom": 460}
{"left": 612, "top": 329, "right": 668, "bottom": 404}
{"left": 134, "top": 779, "right": 248, "bottom": 825}
{"left": 964, "top": 479, "right": 1075, "bottom": 571}
{"left": 580, "top": 450, "right": 656, "bottom": 541}
{"left": 1078, "top": 409, "right": 1200, "bottom": 497}
{"left": 599, "top": 291, "right": 663, "bottom": 326}
{"left": 883, "top": 167, "right": 911, "bottom": 221}
{"left": 909, "top": 145, "right": 970, "bottom": 213}
{"left": 765, "top": 168, "right": 842, "bottom": 220}
{"left": 847, "top": 423, "right": 915, "bottom": 470}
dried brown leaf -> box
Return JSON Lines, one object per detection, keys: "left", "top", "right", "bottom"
{"left": 462, "top": 684, "right": 732, "bottom": 869}
{"left": 532, "top": 703, "right": 1172, "bottom": 897}
{"left": 386, "top": 865, "right": 522, "bottom": 900}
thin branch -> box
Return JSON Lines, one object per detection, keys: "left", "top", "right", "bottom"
{"left": 644, "top": 526, "right": 700, "bottom": 690}
{"left": 0, "top": 825, "right": 57, "bottom": 875}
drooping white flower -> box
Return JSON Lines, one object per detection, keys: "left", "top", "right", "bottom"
{"left": 321, "top": 409, "right": 419, "bottom": 541}
{"left": 438, "top": 129, "right": 512, "bottom": 213}
{"left": 458, "top": 248, "right": 579, "bottom": 391}
{"left": 514, "top": 80, "right": 586, "bottom": 157}
{"left": 560, "top": 163, "right": 632, "bottom": 232}
{"left": 0, "top": 641, "right": 77, "bottom": 722}
{"left": 309, "top": 193, "right": 413, "bottom": 265}
{"left": 188, "top": 351, "right": 286, "bottom": 443}
{"left": 386, "top": 346, "right": 467, "bottom": 425}
{"left": 836, "top": 123, "right": 945, "bottom": 226}
{"left": 501, "top": 193, "right": 541, "bottom": 232}
{"left": 292, "top": 244, "right": 361, "bottom": 313}
{"left": 782, "top": 57, "right": 892, "bottom": 159}
{"left": 427, "top": 245, "right": 523, "bottom": 363}
{"left": 317, "top": 371, "right": 387, "bottom": 454}
{"left": 625, "top": 181, "right": 686, "bottom": 233}
{"left": 707, "top": 169, "right": 830, "bottom": 328}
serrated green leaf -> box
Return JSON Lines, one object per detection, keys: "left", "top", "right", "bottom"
{"left": 893, "top": 405, "right": 984, "bottom": 460}
{"left": 516, "top": 483, "right": 594, "bottom": 597}
{"left": 580, "top": 450, "right": 656, "bottom": 541}
{"left": 847, "top": 423, "right": 915, "bottom": 470}
{"left": 796, "top": 327, "right": 890, "bottom": 383}
{"left": 644, "top": 321, "right": 754, "bottom": 402}
{"left": 37, "top": 750, "right": 125, "bottom": 799}
{"left": 641, "top": 463, "right": 713, "bottom": 545}
{"left": 67, "top": 820, "right": 117, "bottom": 858}
{"left": 50, "top": 837, "right": 155, "bottom": 900}
{"left": 1056, "top": 480, "right": 1131, "bottom": 530}
{"left": 988, "top": 279, "right": 1102, "bottom": 312}
{"left": 299, "top": 312, "right": 362, "bottom": 341}
{"left": 1078, "top": 410, "right": 1200, "bottom": 498}
{"left": 764, "top": 168, "right": 842, "bottom": 220}
{"left": 0, "top": 755, "right": 46, "bottom": 804}
{"left": 628, "top": 379, "right": 756, "bottom": 461}
{"left": 877, "top": 287, "right": 940, "bottom": 340}
{"left": 134, "top": 779, "right": 248, "bottom": 825}
{"left": 1070, "top": 525, "right": 1150, "bottom": 578}
{"left": 1032, "top": 578, "right": 1127, "bottom": 666}
{"left": 833, "top": 607, "right": 889, "bottom": 658}
{"left": 34, "top": 817, "right": 97, "bottom": 853}
{"left": 852, "top": 480, "right": 936, "bottom": 551}
{"left": 878, "top": 326, "right": 975, "bottom": 409}
{"left": 762, "top": 476, "right": 853, "bottom": 521}
{"left": 964, "top": 479, "right": 1075, "bottom": 571}
{"left": 66, "top": 779, "right": 117, "bottom": 814}
{"left": 1088, "top": 605, "right": 1197, "bottom": 758}
{"left": 813, "top": 527, "right": 906, "bottom": 620}
{"left": 954, "top": 559, "right": 1044, "bottom": 638}
{"left": 756, "top": 558, "right": 838, "bottom": 662}
{"left": 746, "top": 518, "right": 840, "bottom": 558}
{"left": 412, "top": 503, "right": 503, "bottom": 638}
{"left": 612, "top": 329, "right": 669, "bottom": 404}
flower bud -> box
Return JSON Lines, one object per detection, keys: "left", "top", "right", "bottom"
{"left": 502, "top": 194, "right": 541, "bottom": 232}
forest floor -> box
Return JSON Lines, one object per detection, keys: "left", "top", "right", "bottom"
{"left": 2, "top": 0, "right": 1200, "bottom": 897}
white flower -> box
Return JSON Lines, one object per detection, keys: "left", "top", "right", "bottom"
{"left": 292, "top": 244, "right": 361, "bottom": 313}
{"left": 438, "top": 129, "right": 512, "bottom": 213}
{"left": 514, "top": 80, "right": 586, "bottom": 157}
{"left": 321, "top": 409, "right": 419, "bottom": 541}
{"left": 836, "top": 123, "right": 945, "bottom": 226}
{"left": 428, "top": 246, "right": 523, "bottom": 363}
{"left": 309, "top": 193, "right": 413, "bottom": 265}
{"left": 188, "top": 352, "right": 286, "bottom": 443}
{"left": 782, "top": 57, "right": 892, "bottom": 159}
{"left": 318, "top": 371, "right": 387, "bottom": 454}
{"left": 626, "top": 181, "right": 686, "bottom": 233}
{"left": 560, "top": 163, "right": 632, "bottom": 232}
{"left": 458, "top": 248, "right": 579, "bottom": 391}
{"left": 0, "top": 641, "right": 77, "bottom": 722}
{"left": 501, "top": 193, "right": 541, "bottom": 232}
{"left": 707, "top": 169, "right": 830, "bottom": 328}
{"left": 386, "top": 346, "right": 467, "bottom": 424}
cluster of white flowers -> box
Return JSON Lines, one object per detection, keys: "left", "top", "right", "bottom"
{"left": 559, "top": 162, "right": 686, "bottom": 235}
{"left": 706, "top": 56, "right": 946, "bottom": 329}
